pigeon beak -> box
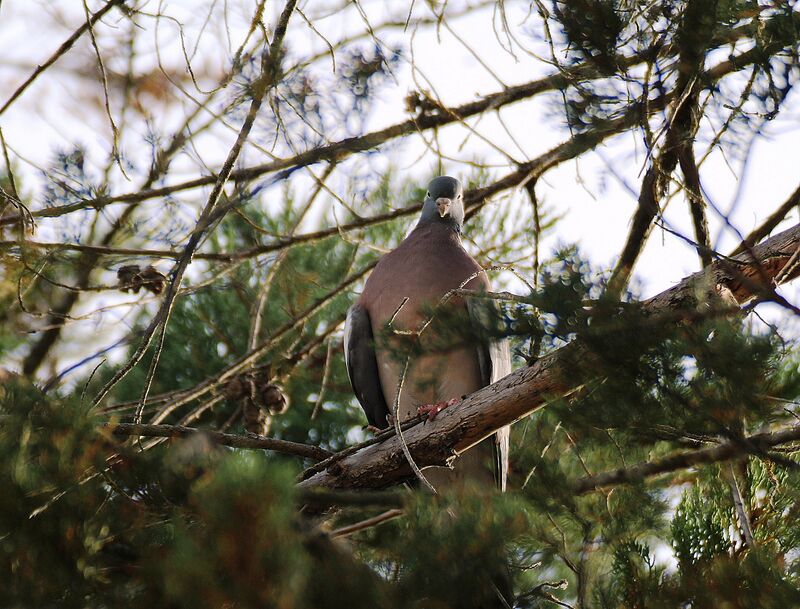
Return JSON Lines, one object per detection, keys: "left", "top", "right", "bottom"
{"left": 436, "top": 198, "right": 452, "bottom": 218}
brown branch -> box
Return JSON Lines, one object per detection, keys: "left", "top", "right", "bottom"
{"left": 732, "top": 182, "right": 800, "bottom": 256}
{"left": 330, "top": 509, "right": 405, "bottom": 538}
{"left": 299, "top": 221, "right": 800, "bottom": 490}
{"left": 101, "top": 422, "right": 332, "bottom": 461}
{"left": 572, "top": 425, "right": 800, "bottom": 494}
{"left": 679, "top": 140, "right": 713, "bottom": 267}
{"left": 299, "top": 414, "right": 427, "bottom": 481}
{"left": 0, "top": 0, "right": 126, "bottom": 116}
{"left": 0, "top": 202, "right": 421, "bottom": 261}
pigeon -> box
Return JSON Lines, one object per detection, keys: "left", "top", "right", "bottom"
{"left": 344, "top": 176, "right": 510, "bottom": 491}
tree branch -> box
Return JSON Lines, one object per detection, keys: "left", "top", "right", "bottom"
{"left": 679, "top": 140, "right": 712, "bottom": 267}
{"left": 572, "top": 425, "right": 800, "bottom": 494}
{"left": 732, "top": 182, "right": 800, "bottom": 256}
{"left": 102, "top": 422, "right": 332, "bottom": 461}
{"left": 0, "top": 0, "right": 126, "bottom": 116}
{"left": 330, "top": 509, "right": 404, "bottom": 538}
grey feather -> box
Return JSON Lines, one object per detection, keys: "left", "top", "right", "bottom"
{"left": 344, "top": 304, "right": 391, "bottom": 428}
{"left": 418, "top": 176, "right": 465, "bottom": 230}
{"left": 467, "top": 298, "right": 511, "bottom": 491}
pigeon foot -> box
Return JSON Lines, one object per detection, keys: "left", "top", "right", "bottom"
{"left": 417, "top": 398, "right": 459, "bottom": 421}
{"left": 365, "top": 414, "right": 396, "bottom": 434}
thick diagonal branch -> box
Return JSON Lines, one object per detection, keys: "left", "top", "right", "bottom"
{"left": 300, "top": 221, "right": 800, "bottom": 490}
{"left": 679, "top": 140, "right": 712, "bottom": 267}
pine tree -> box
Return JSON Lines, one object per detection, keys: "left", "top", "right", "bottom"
{"left": 1, "top": 1, "right": 800, "bottom": 607}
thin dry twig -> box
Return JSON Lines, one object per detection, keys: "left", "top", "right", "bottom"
{"left": 330, "top": 508, "right": 405, "bottom": 538}
{"left": 92, "top": 0, "right": 300, "bottom": 413}
{"left": 101, "top": 422, "right": 332, "bottom": 461}
{"left": 0, "top": 0, "right": 126, "bottom": 116}
{"left": 573, "top": 425, "right": 800, "bottom": 494}
{"left": 725, "top": 461, "right": 757, "bottom": 549}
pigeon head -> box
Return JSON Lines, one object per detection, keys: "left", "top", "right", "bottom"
{"left": 418, "top": 176, "right": 464, "bottom": 231}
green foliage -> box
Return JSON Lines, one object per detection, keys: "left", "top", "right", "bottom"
{"left": 391, "top": 493, "right": 525, "bottom": 608}
{"left": 554, "top": 0, "right": 623, "bottom": 71}
{"left": 596, "top": 540, "right": 664, "bottom": 609}
{"left": 672, "top": 481, "right": 733, "bottom": 566}
{"left": 0, "top": 382, "right": 131, "bottom": 607}
{"left": 147, "top": 456, "right": 309, "bottom": 609}
{"left": 0, "top": 379, "right": 526, "bottom": 608}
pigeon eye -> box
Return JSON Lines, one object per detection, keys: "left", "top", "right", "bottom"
{"left": 426, "top": 191, "right": 430, "bottom": 198}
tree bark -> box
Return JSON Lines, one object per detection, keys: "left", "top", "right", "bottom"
{"left": 299, "top": 222, "right": 800, "bottom": 490}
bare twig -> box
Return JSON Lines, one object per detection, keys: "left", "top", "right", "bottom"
{"left": 573, "top": 426, "right": 800, "bottom": 494}
{"left": 92, "top": 0, "right": 299, "bottom": 412}
{"left": 725, "top": 461, "right": 757, "bottom": 549}
{"left": 101, "top": 422, "right": 332, "bottom": 461}
{"left": 0, "top": 0, "right": 126, "bottom": 116}
{"left": 330, "top": 509, "right": 404, "bottom": 538}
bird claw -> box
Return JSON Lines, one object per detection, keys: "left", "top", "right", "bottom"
{"left": 365, "top": 414, "right": 396, "bottom": 435}
{"left": 417, "top": 398, "right": 459, "bottom": 421}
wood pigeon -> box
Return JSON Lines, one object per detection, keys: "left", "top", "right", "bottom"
{"left": 344, "top": 176, "right": 510, "bottom": 491}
